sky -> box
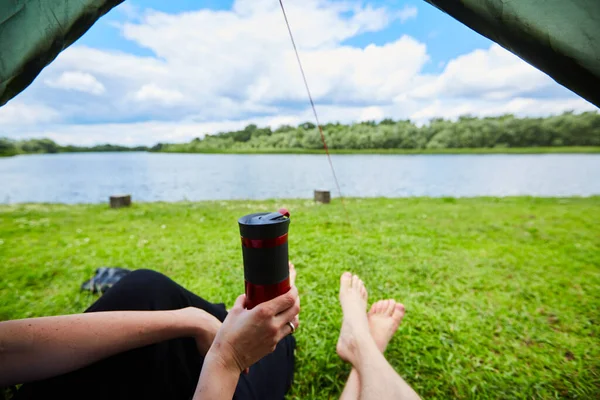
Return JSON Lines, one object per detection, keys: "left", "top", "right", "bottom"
{"left": 1, "top": 0, "right": 597, "bottom": 146}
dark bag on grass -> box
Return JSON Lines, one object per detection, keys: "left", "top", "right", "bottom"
{"left": 81, "top": 267, "right": 131, "bottom": 294}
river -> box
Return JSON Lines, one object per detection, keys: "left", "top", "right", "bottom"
{"left": 1, "top": 152, "right": 599, "bottom": 203}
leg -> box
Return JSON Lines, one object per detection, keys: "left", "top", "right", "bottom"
{"left": 234, "top": 335, "right": 296, "bottom": 400}
{"left": 86, "top": 268, "right": 228, "bottom": 321}
{"left": 17, "top": 269, "right": 226, "bottom": 400}
{"left": 340, "top": 300, "right": 406, "bottom": 400}
{"left": 340, "top": 369, "right": 361, "bottom": 400}
{"left": 336, "top": 273, "right": 420, "bottom": 400}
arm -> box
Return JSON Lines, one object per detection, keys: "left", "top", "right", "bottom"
{"left": 0, "top": 307, "right": 216, "bottom": 386}
{"left": 193, "top": 343, "right": 242, "bottom": 399}
{"left": 193, "top": 287, "right": 301, "bottom": 400}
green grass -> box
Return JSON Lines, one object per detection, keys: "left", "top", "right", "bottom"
{"left": 1, "top": 198, "right": 599, "bottom": 399}
{"left": 158, "top": 146, "right": 600, "bottom": 155}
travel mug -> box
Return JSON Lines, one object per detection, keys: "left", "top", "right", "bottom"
{"left": 238, "top": 208, "right": 291, "bottom": 309}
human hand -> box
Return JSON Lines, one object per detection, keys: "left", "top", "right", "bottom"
{"left": 207, "top": 286, "right": 300, "bottom": 373}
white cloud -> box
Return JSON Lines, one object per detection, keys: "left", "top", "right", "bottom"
{"left": 45, "top": 71, "right": 106, "bottom": 95}
{"left": 9, "top": 117, "right": 294, "bottom": 146}
{"left": 360, "top": 106, "right": 385, "bottom": 121}
{"left": 411, "top": 44, "right": 554, "bottom": 101}
{"left": 133, "top": 84, "right": 185, "bottom": 105}
{"left": 115, "top": 2, "right": 141, "bottom": 20}
{"left": 0, "top": 102, "right": 60, "bottom": 126}
{"left": 396, "top": 5, "right": 418, "bottom": 23}
{"left": 0, "top": 0, "right": 597, "bottom": 145}
{"left": 409, "top": 97, "right": 596, "bottom": 122}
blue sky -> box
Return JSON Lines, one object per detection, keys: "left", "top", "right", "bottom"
{"left": 0, "top": 0, "right": 594, "bottom": 145}
{"left": 78, "top": 1, "right": 492, "bottom": 74}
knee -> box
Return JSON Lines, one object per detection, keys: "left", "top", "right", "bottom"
{"left": 112, "top": 269, "right": 180, "bottom": 297}
{"left": 126, "top": 269, "right": 171, "bottom": 285}
{"left": 92, "top": 269, "right": 185, "bottom": 312}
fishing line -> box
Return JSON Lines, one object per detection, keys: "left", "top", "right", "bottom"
{"left": 277, "top": 0, "right": 352, "bottom": 227}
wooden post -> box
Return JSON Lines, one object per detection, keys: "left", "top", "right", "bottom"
{"left": 110, "top": 194, "right": 132, "bottom": 209}
{"left": 314, "top": 190, "right": 331, "bottom": 204}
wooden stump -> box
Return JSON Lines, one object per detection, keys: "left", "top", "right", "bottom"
{"left": 314, "top": 190, "right": 331, "bottom": 204}
{"left": 110, "top": 194, "right": 132, "bottom": 209}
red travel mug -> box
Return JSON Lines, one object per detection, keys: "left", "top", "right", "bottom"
{"left": 238, "top": 209, "right": 291, "bottom": 309}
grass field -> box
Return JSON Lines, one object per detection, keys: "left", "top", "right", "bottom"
{"left": 1, "top": 198, "right": 599, "bottom": 399}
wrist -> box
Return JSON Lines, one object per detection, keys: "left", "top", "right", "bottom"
{"left": 206, "top": 340, "right": 243, "bottom": 374}
{"left": 193, "top": 342, "right": 241, "bottom": 400}
{"left": 169, "top": 308, "right": 207, "bottom": 337}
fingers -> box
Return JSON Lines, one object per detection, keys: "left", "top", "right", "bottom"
{"left": 263, "top": 285, "right": 298, "bottom": 315}
{"left": 277, "top": 313, "right": 300, "bottom": 341}
{"left": 232, "top": 294, "right": 246, "bottom": 310}
{"left": 290, "top": 314, "right": 299, "bottom": 331}
{"left": 275, "top": 292, "right": 300, "bottom": 324}
{"left": 249, "top": 286, "right": 300, "bottom": 346}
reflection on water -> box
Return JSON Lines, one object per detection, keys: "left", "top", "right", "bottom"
{"left": 0, "top": 152, "right": 599, "bottom": 203}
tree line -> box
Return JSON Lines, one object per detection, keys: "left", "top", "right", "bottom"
{"left": 2, "top": 111, "right": 599, "bottom": 156}
{"left": 0, "top": 138, "right": 148, "bottom": 156}
{"left": 154, "top": 111, "right": 599, "bottom": 152}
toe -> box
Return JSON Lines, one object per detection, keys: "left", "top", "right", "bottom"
{"left": 358, "top": 279, "right": 368, "bottom": 300}
{"left": 382, "top": 299, "right": 390, "bottom": 314}
{"left": 376, "top": 300, "right": 386, "bottom": 313}
{"left": 386, "top": 299, "right": 396, "bottom": 316}
{"left": 393, "top": 303, "right": 406, "bottom": 321}
{"left": 340, "top": 272, "right": 352, "bottom": 292}
{"left": 351, "top": 274, "right": 360, "bottom": 291}
{"left": 369, "top": 302, "right": 378, "bottom": 315}
{"left": 288, "top": 262, "right": 297, "bottom": 283}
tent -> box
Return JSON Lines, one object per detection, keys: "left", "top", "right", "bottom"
{"left": 1, "top": 0, "right": 599, "bottom": 107}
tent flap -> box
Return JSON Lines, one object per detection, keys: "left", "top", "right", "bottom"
{"left": 425, "top": 0, "right": 600, "bottom": 107}
{"left": 0, "top": 0, "right": 123, "bottom": 106}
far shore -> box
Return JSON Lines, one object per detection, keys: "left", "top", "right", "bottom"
{"left": 2, "top": 146, "right": 600, "bottom": 157}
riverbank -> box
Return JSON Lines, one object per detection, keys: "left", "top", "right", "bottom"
{"left": 2, "top": 198, "right": 598, "bottom": 398}
{"left": 157, "top": 146, "right": 600, "bottom": 155}
{"left": 3, "top": 146, "right": 600, "bottom": 157}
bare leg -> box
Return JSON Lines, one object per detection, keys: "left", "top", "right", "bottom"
{"left": 340, "top": 299, "right": 406, "bottom": 400}
{"left": 336, "top": 273, "right": 420, "bottom": 400}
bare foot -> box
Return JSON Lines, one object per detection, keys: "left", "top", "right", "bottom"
{"left": 368, "top": 300, "right": 405, "bottom": 352}
{"left": 289, "top": 261, "right": 299, "bottom": 328}
{"left": 336, "top": 272, "right": 373, "bottom": 365}
{"left": 289, "top": 261, "right": 296, "bottom": 286}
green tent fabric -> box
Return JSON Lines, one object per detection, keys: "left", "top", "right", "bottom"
{"left": 0, "top": 0, "right": 123, "bottom": 106}
{"left": 0, "top": 0, "right": 599, "bottom": 107}
{"left": 425, "top": 0, "right": 600, "bottom": 107}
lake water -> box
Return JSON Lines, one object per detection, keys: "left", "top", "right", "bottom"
{"left": 0, "top": 152, "right": 599, "bottom": 203}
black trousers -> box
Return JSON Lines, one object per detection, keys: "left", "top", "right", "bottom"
{"left": 16, "top": 269, "right": 295, "bottom": 400}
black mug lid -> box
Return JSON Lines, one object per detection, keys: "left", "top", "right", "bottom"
{"left": 239, "top": 209, "right": 290, "bottom": 239}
